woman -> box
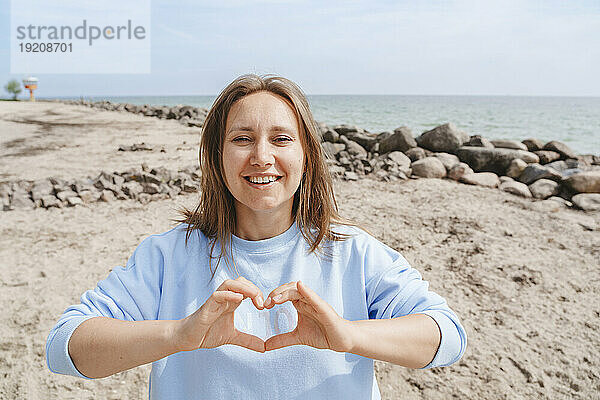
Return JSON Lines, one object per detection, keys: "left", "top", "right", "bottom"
{"left": 46, "top": 74, "right": 467, "bottom": 399}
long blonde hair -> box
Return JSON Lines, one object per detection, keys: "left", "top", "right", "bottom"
{"left": 174, "top": 73, "right": 367, "bottom": 281}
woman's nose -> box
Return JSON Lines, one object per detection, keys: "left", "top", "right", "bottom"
{"left": 250, "top": 138, "right": 275, "bottom": 166}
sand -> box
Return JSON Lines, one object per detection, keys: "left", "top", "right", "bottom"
{"left": 1, "top": 101, "right": 599, "bottom": 399}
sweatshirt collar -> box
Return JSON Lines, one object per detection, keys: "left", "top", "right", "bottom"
{"left": 231, "top": 220, "right": 301, "bottom": 254}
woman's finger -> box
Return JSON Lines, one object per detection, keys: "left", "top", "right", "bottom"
{"left": 264, "top": 282, "right": 302, "bottom": 309}
{"left": 216, "top": 278, "right": 265, "bottom": 309}
{"left": 264, "top": 330, "right": 300, "bottom": 351}
{"left": 230, "top": 330, "right": 266, "bottom": 353}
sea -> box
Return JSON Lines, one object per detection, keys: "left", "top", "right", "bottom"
{"left": 66, "top": 95, "right": 600, "bottom": 156}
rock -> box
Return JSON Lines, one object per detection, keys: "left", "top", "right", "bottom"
{"left": 562, "top": 171, "right": 600, "bottom": 193}
{"left": 343, "top": 131, "right": 378, "bottom": 152}
{"left": 72, "top": 179, "right": 96, "bottom": 193}
{"left": 41, "top": 195, "right": 61, "bottom": 208}
{"left": 376, "top": 131, "right": 392, "bottom": 143}
{"left": 456, "top": 147, "right": 539, "bottom": 175}
{"left": 321, "top": 142, "right": 345, "bottom": 158}
{"left": 500, "top": 181, "right": 532, "bottom": 197}
{"left": 534, "top": 150, "right": 561, "bottom": 164}
{"left": 490, "top": 140, "right": 528, "bottom": 151}
{"left": 522, "top": 138, "right": 545, "bottom": 152}
{"left": 411, "top": 157, "right": 447, "bottom": 178}
{"left": 405, "top": 147, "right": 427, "bottom": 162}
{"left": 344, "top": 171, "right": 359, "bottom": 181}
{"left": 122, "top": 181, "right": 143, "bottom": 198}
{"left": 345, "top": 140, "right": 368, "bottom": 158}
{"left": 322, "top": 129, "right": 339, "bottom": 143}
{"left": 9, "top": 191, "right": 35, "bottom": 210}
{"left": 100, "top": 190, "right": 115, "bottom": 202}
{"left": 333, "top": 124, "right": 361, "bottom": 135}
{"left": 547, "top": 196, "right": 572, "bottom": 207}
{"left": 448, "top": 162, "right": 473, "bottom": 181}
{"left": 506, "top": 159, "right": 528, "bottom": 179}
{"left": 571, "top": 193, "right": 600, "bottom": 211}
{"left": 67, "top": 196, "right": 83, "bottom": 206}
{"left": 433, "top": 153, "right": 460, "bottom": 171}
{"left": 528, "top": 179, "right": 559, "bottom": 199}
{"left": 543, "top": 141, "right": 578, "bottom": 160}
{"left": 499, "top": 176, "right": 514, "bottom": 183}
{"left": 118, "top": 142, "right": 154, "bottom": 152}
{"left": 56, "top": 190, "right": 78, "bottom": 202}
{"left": 79, "top": 190, "right": 102, "bottom": 203}
{"left": 378, "top": 126, "right": 417, "bottom": 153}
{"left": 518, "top": 164, "right": 562, "bottom": 185}
{"left": 142, "top": 182, "right": 160, "bottom": 194}
{"left": 30, "top": 179, "right": 54, "bottom": 202}
{"left": 465, "top": 135, "right": 494, "bottom": 148}
{"left": 387, "top": 151, "right": 411, "bottom": 167}
{"left": 545, "top": 160, "right": 569, "bottom": 173}
{"left": 562, "top": 168, "right": 584, "bottom": 178}
{"left": 137, "top": 193, "right": 152, "bottom": 204}
{"left": 529, "top": 199, "right": 562, "bottom": 213}
{"left": 460, "top": 172, "right": 500, "bottom": 188}
{"left": 416, "top": 123, "right": 469, "bottom": 153}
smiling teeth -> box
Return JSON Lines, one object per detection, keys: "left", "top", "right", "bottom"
{"left": 249, "top": 176, "right": 278, "bottom": 184}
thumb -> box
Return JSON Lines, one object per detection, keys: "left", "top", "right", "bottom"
{"left": 264, "top": 330, "right": 300, "bottom": 351}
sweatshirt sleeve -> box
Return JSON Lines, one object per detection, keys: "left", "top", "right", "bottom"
{"left": 361, "top": 232, "right": 467, "bottom": 369}
{"left": 45, "top": 235, "right": 165, "bottom": 379}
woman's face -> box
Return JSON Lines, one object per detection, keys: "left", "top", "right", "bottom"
{"left": 222, "top": 91, "right": 305, "bottom": 216}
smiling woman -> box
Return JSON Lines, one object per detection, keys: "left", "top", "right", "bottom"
{"left": 45, "top": 74, "right": 467, "bottom": 400}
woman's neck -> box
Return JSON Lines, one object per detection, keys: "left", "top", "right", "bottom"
{"left": 234, "top": 205, "right": 295, "bottom": 241}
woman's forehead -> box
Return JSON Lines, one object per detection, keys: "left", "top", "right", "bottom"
{"left": 226, "top": 92, "right": 299, "bottom": 133}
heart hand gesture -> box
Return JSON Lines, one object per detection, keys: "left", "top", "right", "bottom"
{"left": 263, "top": 280, "right": 354, "bottom": 353}
{"left": 174, "top": 276, "right": 267, "bottom": 353}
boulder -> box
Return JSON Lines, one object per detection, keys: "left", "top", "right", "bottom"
{"left": 562, "top": 171, "right": 600, "bottom": 194}
{"left": 41, "top": 195, "right": 61, "bottom": 208}
{"left": 416, "top": 123, "right": 469, "bottom": 153}
{"left": 518, "top": 164, "right": 562, "bottom": 185}
{"left": 506, "top": 159, "right": 528, "bottom": 179}
{"left": 456, "top": 147, "right": 539, "bottom": 175}
{"left": 534, "top": 150, "right": 561, "bottom": 164}
{"left": 433, "top": 153, "right": 460, "bottom": 171}
{"left": 528, "top": 179, "right": 559, "bottom": 199}
{"left": 322, "top": 142, "right": 345, "bottom": 158}
{"left": 465, "top": 135, "right": 494, "bottom": 148}
{"left": 378, "top": 126, "right": 417, "bottom": 154}
{"left": 387, "top": 151, "right": 412, "bottom": 171}
{"left": 543, "top": 141, "right": 578, "bottom": 160}
{"left": 522, "top": 138, "right": 545, "bottom": 152}
{"left": 345, "top": 141, "right": 368, "bottom": 158}
{"left": 460, "top": 172, "right": 500, "bottom": 188}
{"left": 122, "top": 181, "right": 144, "bottom": 198}
{"left": 31, "top": 179, "right": 54, "bottom": 202}
{"left": 67, "top": 197, "right": 83, "bottom": 206}
{"left": 499, "top": 176, "right": 514, "bottom": 184}
{"left": 9, "top": 191, "right": 35, "bottom": 210}
{"left": 499, "top": 181, "right": 532, "bottom": 197}
{"left": 322, "top": 129, "right": 339, "bottom": 143}
{"left": 571, "top": 193, "right": 600, "bottom": 211}
{"left": 100, "top": 190, "right": 116, "bottom": 202}
{"left": 447, "top": 162, "right": 474, "bottom": 181}
{"left": 79, "top": 190, "right": 102, "bottom": 203}
{"left": 411, "top": 157, "right": 446, "bottom": 178}
{"left": 490, "top": 140, "right": 528, "bottom": 151}
{"left": 405, "top": 147, "right": 427, "bottom": 162}
{"left": 56, "top": 190, "right": 79, "bottom": 202}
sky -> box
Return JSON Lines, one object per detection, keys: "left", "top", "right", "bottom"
{"left": 1, "top": 0, "right": 599, "bottom": 97}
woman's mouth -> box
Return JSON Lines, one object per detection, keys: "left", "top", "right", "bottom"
{"left": 243, "top": 176, "right": 283, "bottom": 188}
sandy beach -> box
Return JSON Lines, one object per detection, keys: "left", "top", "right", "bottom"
{"left": 1, "top": 101, "right": 599, "bottom": 399}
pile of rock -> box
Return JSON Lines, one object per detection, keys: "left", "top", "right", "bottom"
{"left": 26, "top": 100, "right": 600, "bottom": 213}
{"left": 318, "top": 122, "right": 600, "bottom": 212}
{"left": 57, "top": 99, "right": 208, "bottom": 127}
{"left": 1, "top": 164, "right": 202, "bottom": 211}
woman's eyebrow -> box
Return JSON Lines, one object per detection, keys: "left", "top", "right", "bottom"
{"left": 227, "top": 125, "right": 297, "bottom": 133}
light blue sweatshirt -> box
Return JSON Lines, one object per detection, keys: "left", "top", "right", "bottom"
{"left": 46, "top": 221, "right": 467, "bottom": 399}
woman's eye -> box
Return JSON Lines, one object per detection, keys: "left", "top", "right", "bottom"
{"left": 233, "top": 137, "right": 250, "bottom": 142}
{"left": 276, "top": 137, "right": 292, "bottom": 143}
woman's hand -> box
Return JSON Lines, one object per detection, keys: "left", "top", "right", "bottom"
{"left": 173, "top": 276, "right": 266, "bottom": 353}
{"left": 263, "top": 281, "right": 355, "bottom": 353}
